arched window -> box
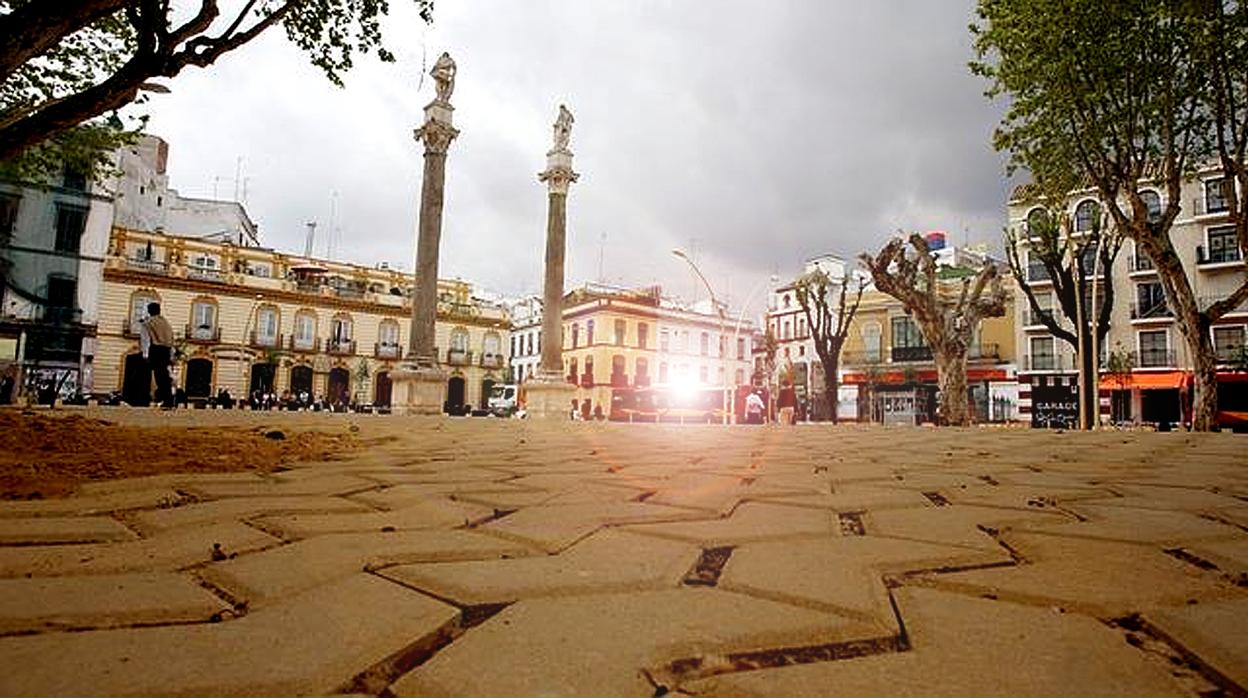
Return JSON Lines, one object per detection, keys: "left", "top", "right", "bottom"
{"left": 611, "top": 354, "right": 627, "bottom": 386}
{"left": 783, "top": 294, "right": 791, "bottom": 309}
{"left": 583, "top": 356, "right": 594, "bottom": 385}
{"left": 586, "top": 319, "right": 595, "bottom": 345}
{"left": 638, "top": 323, "right": 649, "bottom": 349}
{"left": 613, "top": 319, "right": 626, "bottom": 346}
{"left": 450, "top": 327, "right": 469, "bottom": 352}
{"left": 483, "top": 332, "right": 501, "bottom": 357}
{"left": 1026, "top": 208, "right": 1051, "bottom": 238}
{"left": 293, "top": 310, "right": 317, "bottom": 350}
{"left": 254, "top": 305, "right": 280, "bottom": 347}
{"left": 128, "top": 290, "right": 160, "bottom": 335}
{"left": 635, "top": 357, "right": 649, "bottom": 386}
{"left": 378, "top": 320, "right": 401, "bottom": 358}
{"left": 1074, "top": 200, "right": 1100, "bottom": 233}
{"left": 330, "top": 314, "right": 353, "bottom": 353}
{"left": 189, "top": 297, "right": 218, "bottom": 341}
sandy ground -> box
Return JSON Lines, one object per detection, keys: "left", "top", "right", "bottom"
{"left": 0, "top": 407, "right": 367, "bottom": 500}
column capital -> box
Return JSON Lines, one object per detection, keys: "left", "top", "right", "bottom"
{"left": 415, "top": 117, "right": 459, "bottom": 155}
{"left": 539, "top": 166, "right": 579, "bottom": 195}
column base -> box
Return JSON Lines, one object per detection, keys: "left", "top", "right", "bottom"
{"left": 523, "top": 378, "right": 576, "bottom": 420}
{"left": 389, "top": 364, "right": 448, "bottom": 416}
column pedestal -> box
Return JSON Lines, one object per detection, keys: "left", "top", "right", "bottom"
{"left": 389, "top": 365, "right": 447, "bottom": 416}
{"left": 524, "top": 375, "right": 576, "bottom": 420}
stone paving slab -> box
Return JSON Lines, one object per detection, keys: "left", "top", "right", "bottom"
{"left": 201, "top": 529, "right": 532, "bottom": 606}
{"left": 622, "top": 501, "right": 838, "bottom": 546}
{"left": 0, "top": 487, "right": 187, "bottom": 517}
{"left": 390, "top": 588, "right": 876, "bottom": 697}
{"left": 684, "top": 587, "right": 1185, "bottom": 697}
{"left": 382, "top": 528, "right": 699, "bottom": 605}
{"left": 0, "top": 515, "right": 136, "bottom": 545}
{"left": 179, "top": 472, "right": 379, "bottom": 498}
{"left": 1014, "top": 503, "right": 1241, "bottom": 545}
{"left": 128, "top": 494, "right": 371, "bottom": 533}
{"left": 0, "top": 574, "right": 457, "bottom": 696}
{"left": 0, "top": 520, "right": 277, "bottom": 577}
{"left": 253, "top": 496, "right": 496, "bottom": 539}
{"left": 1148, "top": 598, "right": 1248, "bottom": 687}
{"left": 0, "top": 572, "right": 227, "bottom": 634}
{"left": 478, "top": 501, "right": 706, "bottom": 552}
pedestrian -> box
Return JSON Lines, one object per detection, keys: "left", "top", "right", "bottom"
{"left": 140, "top": 302, "right": 175, "bottom": 409}
{"left": 745, "top": 390, "right": 765, "bottom": 425}
{"left": 0, "top": 370, "right": 14, "bottom": 405}
{"left": 778, "top": 379, "right": 797, "bottom": 426}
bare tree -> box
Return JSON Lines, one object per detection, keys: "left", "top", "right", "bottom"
{"left": 793, "top": 269, "right": 864, "bottom": 424}
{"left": 860, "top": 233, "right": 1008, "bottom": 426}
{"left": 1004, "top": 201, "right": 1123, "bottom": 429}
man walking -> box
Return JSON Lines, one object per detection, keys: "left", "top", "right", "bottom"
{"left": 140, "top": 302, "right": 175, "bottom": 409}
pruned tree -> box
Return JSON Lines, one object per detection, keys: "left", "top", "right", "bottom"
{"left": 860, "top": 233, "right": 1008, "bottom": 426}
{"left": 1004, "top": 201, "right": 1123, "bottom": 429}
{"left": 793, "top": 268, "right": 865, "bottom": 424}
{"left": 972, "top": 0, "right": 1248, "bottom": 431}
{"left": 1, "top": 0, "right": 434, "bottom": 172}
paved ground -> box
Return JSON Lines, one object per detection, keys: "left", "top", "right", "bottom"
{"left": 1, "top": 410, "right": 1246, "bottom": 696}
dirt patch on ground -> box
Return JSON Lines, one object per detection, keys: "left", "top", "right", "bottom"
{"left": 0, "top": 410, "right": 363, "bottom": 500}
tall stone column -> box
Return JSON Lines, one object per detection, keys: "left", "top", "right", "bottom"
{"left": 524, "top": 105, "right": 579, "bottom": 419}
{"left": 391, "top": 52, "right": 459, "bottom": 416}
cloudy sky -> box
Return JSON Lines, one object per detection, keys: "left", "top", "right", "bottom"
{"left": 144, "top": 0, "right": 1011, "bottom": 312}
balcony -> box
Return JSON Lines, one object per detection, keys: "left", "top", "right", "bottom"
{"left": 579, "top": 372, "right": 594, "bottom": 388}
{"left": 186, "top": 266, "right": 225, "bottom": 283}
{"left": 1024, "top": 309, "right": 1055, "bottom": 327}
{"left": 1192, "top": 196, "right": 1230, "bottom": 218}
{"left": 249, "top": 331, "right": 283, "bottom": 349}
{"left": 184, "top": 324, "right": 221, "bottom": 343}
{"left": 1134, "top": 349, "right": 1176, "bottom": 368}
{"left": 125, "top": 258, "right": 168, "bottom": 275}
{"left": 480, "top": 353, "right": 504, "bottom": 369}
{"left": 1023, "top": 353, "right": 1074, "bottom": 371}
{"left": 1196, "top": 244, "right": 1242, "bottom": 267}
{"left": 327, "top": 338, "right": 356, "bottom": 356}
{"left": 842, "top": 349, "right": 884, "bottom": 365}
{"left": 891, "top": 346, "right": 933, "bottom": 362}
{"left": 40, "top": 306, "right": 83, "bottom": 325}
{"left": 375, "top": 342, "right": 402, "bottom": 359}
{"left": 286, "top": 335, "right": 318, "bottom": 353}
{"left": 447, "top": 349, "right": 472, "bottom": 366}
{"left": 610, "top": 373, "right": 629, "bottom": 388}
{"left": 1129, "top": 254, "right": 1155, "bottom": 274}
{"left": 1130, "top": 301, "right": 1173, "bottom": 322}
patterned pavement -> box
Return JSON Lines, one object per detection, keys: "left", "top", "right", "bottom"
{"left": 1, "top": 412, "right": 1246, "bottom": 696}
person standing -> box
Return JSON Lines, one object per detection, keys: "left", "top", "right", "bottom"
{"left": 777, "top": 379, "right": 797, "bottom": 426}
{"left": 140, "top": 302, "right": 175, "bottom": 409}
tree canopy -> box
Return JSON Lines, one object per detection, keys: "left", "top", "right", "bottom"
{"left": 0, "top": 0, "right": 434, "bottom": 177}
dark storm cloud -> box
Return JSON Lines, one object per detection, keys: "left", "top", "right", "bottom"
{"left": 142, "top": 0, "right": 1009, "bottom": 308}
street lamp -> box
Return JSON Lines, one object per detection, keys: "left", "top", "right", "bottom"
{"left": 672, "top": 249, "right": 729, "bottom": 425}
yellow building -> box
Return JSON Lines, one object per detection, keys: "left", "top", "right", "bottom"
{"left": 96, "top": 227, "right": 510, "bottom": 412}
{"left": 836, "top": 263, "right": 1019, "bottom": 424}
{"left": 558, "top": 284, "right": 755, "bottom": 419}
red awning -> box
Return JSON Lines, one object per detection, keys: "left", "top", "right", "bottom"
{"left": 1100, "top": 372, "right": 1189, "bottom": 391}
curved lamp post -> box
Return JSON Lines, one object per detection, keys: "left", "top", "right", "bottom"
{"left": 672, "top": 249, "right": 730, "bottom": 425}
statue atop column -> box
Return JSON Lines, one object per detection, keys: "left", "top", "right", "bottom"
{"left": 552, "top": 104, "right": 574, "bottom": 153}
{"left": 431, "top": 52, "right": 457, "bottom": 104}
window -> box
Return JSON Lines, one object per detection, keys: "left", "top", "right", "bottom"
{"left": 191, "top": 301, "right": 216, "bottom": 340}
{"left": 699, "top": 366, "right": 708, "bottom": 383}
{"left": 891, "top": 317, "right": 926, "bottom": 348}
{"left": 635, "top": 358, "right": 649, "bottom": 385}
{"left": 782, "top": 320, "right": 791, "bottom": 340}
{"left": 614, "top": 319, "right": 626, "bottom": 346}
{"left": 1206, "top": 226, "right": 1241, "bottom": 264}
{"left": 511, "top": 336, "right": 518, "bottom": 358}
{"left": 611, "top": 355, "right": 627, "bottom": 386}
{"left": 862, "top": 323, "right": 882, "bottom": 362}
{"left": 1026, "top": 208, "right": 1052, "bottom": 238}
{"left": 583, "top": 356, "right": 594, "bottom": 382}
{"left": 568, "top": 358, "right": 578, "bottom": 381}
{"left": 248, "top": 263, "right": 272, "bottom": 278}
{"left": 1029, "top": 336, "right": 1055, "bottom": 370}
{"left": 700, "top": 332, "right": 709, "bottom": 356}
{"left": 483, "top": 332, "right": 501, "bottom": 357}
{"left": 679, "top": 330, "right": 688, "bottom": 354}
{"left": 572, "top": 324, "right": 580, "bottom": 349}
{"left": 256, "top": 307, "right": 280, "bottom": 346}
{"left": 46, "top": 275, "right": 75, "bottom": 309}
{"left": 1136, "top": 282, "right": 1167, "bottom": 318}
{"left": 130, "top": 294, "right": 156, "bottom": 334}
{"left": 62, "top": 168, "right": 87, "bottom": 191}
{"left": 294, "top": 312, "right": 316, "bottom": 349}
{"left": 737, "top": 337, "right": 746, "bottom": 360}
{"left": 798, "top": 345, "right": 805, "bottom": 357}
{"left": 1026, "top": 253, "right": 1050, "bottom": 282}
{"left": 735, "top": 369, "right": 744, "bottom": 385}
{"left": 783, "top": 294, "right": 791, "bottom": 309}
{"left": 1074, "top": 200, "right": 1100, "bottom": 232}
{"left": 449, "top": 328, "right": 468, "bottom": 352}
{"left": 54, "top": 203, "right": 88, "bottom": 253}
{"left": 1214, "top": 326, "right": 1244, "bottom": 363}
{"left": 526, "top": 333, "right": 534, "bottom": 355}
{"left": 659, "top": 362, "right": 668, "bottom": 383}
{"left": 1205, "top": 177, "right": 1232, "bottom": 214}
{"left": 586, "top": 319, "right": 595, "bottom": 345}
{"left": 379, "top": 321, "right": 401, "bottom": 354}
{"left": 1140, "top": 190, "right": 1162, "bottom": 224}
{"left": 189, "top": 254, "right": 218, "bottom": 269}
{"left": 660, "top": 329, "right": 670, "bottom": 352}
{"left": 1078, "top": 245, "right": 1100, "bottom": 276}
{"left": 718, "top": 335, "right": 726, "bottom": 357}
{"left": 1139, "top": 330, "right": 1169, "bottom": 367}
{"left": 798, "top": 319, "right": 807, "bottom": 338}
{"left": 638, "top": 323, "right": 648, "bottom": 349}
{"left": 0, "top": 194, "right": 18, "bottom": 245}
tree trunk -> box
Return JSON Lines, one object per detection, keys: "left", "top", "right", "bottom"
{"left": 1078, "top": 343, "right": 1097, "bottom": 430}
{"left": 935, "top": 348, "right": 970, "bottom": 426}
{"left": 822, "top": 356, "right": 841, "bottom": 425}
{"left": 1174, "top": 308, "right": 1218, "bottom": 431}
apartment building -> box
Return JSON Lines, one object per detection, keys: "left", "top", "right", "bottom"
{"left": 1008, "top": 166, "right": 1247, "bottom": 427}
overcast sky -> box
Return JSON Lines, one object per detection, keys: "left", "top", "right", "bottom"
{"left": 144, "top": 1, "right": 1011, "bottom": 312}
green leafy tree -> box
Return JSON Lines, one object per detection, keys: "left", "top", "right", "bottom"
{"left": 792, "top": 268, "right": 865, "bottom": 424}
{"left": 972, "top": 0, "right": 1248, "bottom": 431}
{"left": 861, "top": 233, "right": 1008, "bottom": 427}
{"left": 0, "top": 0, "right": 434, "bottom": 172}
